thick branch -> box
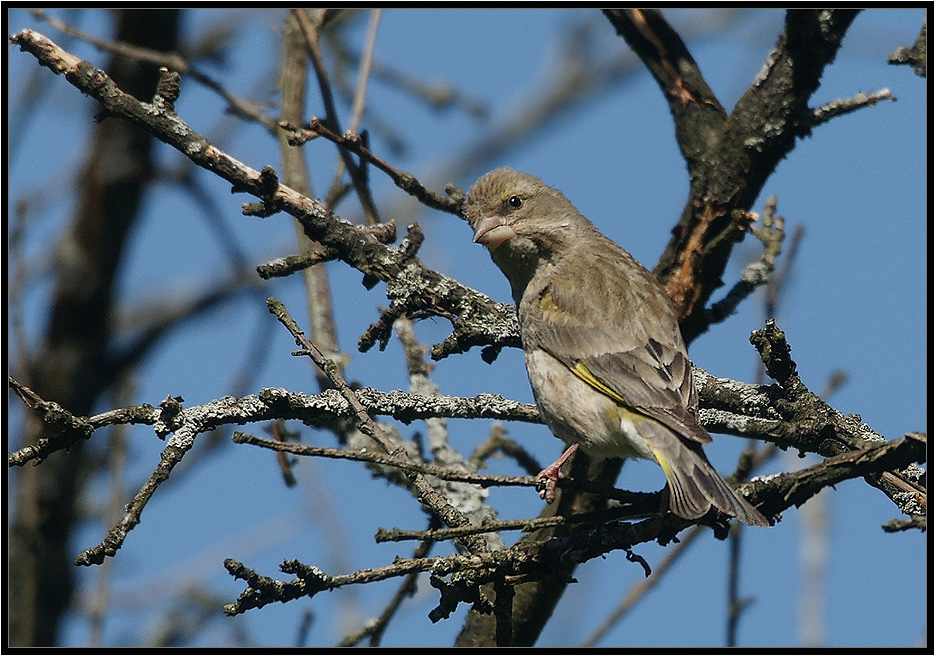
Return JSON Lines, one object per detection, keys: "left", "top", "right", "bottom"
{"left": 602, "top": 9, "right": 727, "bottom": 165}
{"left": 604, "top": 9, "right": 863, "bottom": 338}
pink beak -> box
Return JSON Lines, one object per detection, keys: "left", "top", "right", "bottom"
{"left": 472, "top": 215, "right": 516, "bottom": 249}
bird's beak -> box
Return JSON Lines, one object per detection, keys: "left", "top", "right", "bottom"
{"left": 472, "top": 215, "right": 516, "bottom": 249}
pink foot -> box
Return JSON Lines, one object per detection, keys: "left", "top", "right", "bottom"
{"left": 536, "top": 463, "right": 561, "bottom": 503}
{"left": 536, "top": 443, "right": 579, "bottom": 504}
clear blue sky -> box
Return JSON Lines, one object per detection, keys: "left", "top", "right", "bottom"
{"left": 7, "top": 8, "right": 927, "bottom": 648}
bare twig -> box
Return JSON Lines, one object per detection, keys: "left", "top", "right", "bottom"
{"left": 329, "top": 31, "right": 488, "bottom": 120}
{"left": 282, "top": 117, "right": 460, "bottom": 214}
{"left": 321, "top": 8, "right": 382, "bottom": 215}
{"left": 266, "top": 296, "right": 491, "bottom": 554}
{"left": 292, "top": 8, "right": 380, "bottom": 224}
{"left": 701, "top": 197, "right": 785, "bottom": 330}
{"left": 348, "top": 8, "right": 381, "bottom": 134}
{"left": 374, "top": 502, "right": 661, "bottom": 545}
{"left": 469, "top": 423, "right": 544, "bottom": 478}
{"left": 28, "top": 8, "right": 281, "bottom": 132}
{"left": 232, "top": 429, "right": 536, "bottom": 491}
{"left": 277, "top": 10, "right": 348, "bottom": 395}
{"left": 810, "top": 89, "right": 897, "bottom": 127}
{"left": 580, "top": 525, "right": 704, "bottom": 647}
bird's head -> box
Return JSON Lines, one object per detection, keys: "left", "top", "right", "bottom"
{"left": 464, "top": 168, "right": 587, "bottom": 293}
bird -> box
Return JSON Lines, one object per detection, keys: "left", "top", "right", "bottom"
{"left": 463, "top": 167, "right": 768, "bottom": 526}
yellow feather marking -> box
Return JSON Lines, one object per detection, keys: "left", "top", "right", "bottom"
{"left": 538, "top": 290, "right": 563, "bottom": 320}
{"left": 648, "top": 445, "right": 672, "bottom": 478}
{"left": 573, "top": 360, "right": 657, "bottom": 439}
{"left": 571, "top": 361, "right": 628, "bottom": 405}
{"left": 545, "top": 293, "right": 658, "bottom": 435}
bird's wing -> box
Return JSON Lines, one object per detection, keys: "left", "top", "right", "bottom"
{"left": 520, "top": 248, "right": 710, "bottom": 444}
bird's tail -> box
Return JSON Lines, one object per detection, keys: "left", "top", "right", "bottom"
{"left": 646, "top": 427, "right": 768, "bottom": 527}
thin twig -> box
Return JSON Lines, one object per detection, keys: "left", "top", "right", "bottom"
{"left": 278, "top": 9, "right": 347, "bottom": 395}
{"left": 702, "top": 197, "right": 785, "bottom": 329}
{"left": 232, "top": 429, "right": 536, "bottom": 490}
{"left": 29, "top": 8, "right": 281, "bottom": 132}
{"left": 283, "top": 117, "right": 460, "bottom": 214}
{"left": 292, "top": 8, "right": 381, "bottom": 224}
{"left": 74, "top": 398, "right": 192, "bottom": 565}
{"left": 324, "top": 8, "right": 382, "bottom": 222}
{"left": 810, "top": 89, "right": 896, "bottom": 128}
{"left": 348, "top": 8, "right": 381, "bottom": 134}
{"left": 469, "top": 423, "right": 545, "bottom": 478}
{"left": 266, "top": 296, "right": 491, "bottom": 554}
{"left": 580, "top": 525, "right": 704, "bottom": 647}
{"left": 374, "top": 502, "right": 661, "bottom": 545}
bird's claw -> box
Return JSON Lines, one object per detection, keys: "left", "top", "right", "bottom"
{"left": 536, "top": 466, "right": 561, "bottom": 504}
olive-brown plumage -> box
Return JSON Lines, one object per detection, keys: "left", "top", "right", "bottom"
{"left": 464, "top": 167, "right": 767, "bottom": 526}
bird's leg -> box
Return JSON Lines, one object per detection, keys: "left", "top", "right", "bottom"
{"left": 536, "top": 442, "right": 580, "bottom": 503}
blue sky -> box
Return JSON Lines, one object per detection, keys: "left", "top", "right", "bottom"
{"left": 7, "top": 8, "right": 927, "bottom": 648}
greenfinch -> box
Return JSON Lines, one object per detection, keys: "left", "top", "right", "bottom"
{"left": 464, "top": 167, "right": 767, "bottom": 526}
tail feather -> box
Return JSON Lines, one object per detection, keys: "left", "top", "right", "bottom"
{"left": 650, "top": 433, "right": 768, "bottom": 527}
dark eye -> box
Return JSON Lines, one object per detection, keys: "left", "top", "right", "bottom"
{"left": 507, "top": 195, "right": 523, "bottom": 209}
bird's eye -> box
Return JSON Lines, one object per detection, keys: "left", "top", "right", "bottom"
{"left": 507, "top": 195, "right": 523, "bottom": 209}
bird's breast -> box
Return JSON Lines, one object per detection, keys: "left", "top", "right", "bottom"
{"left": 523, "top": 348, "right": 651, "bottom": 461}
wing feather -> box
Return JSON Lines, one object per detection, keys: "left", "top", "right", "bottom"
{"left": 518, "top": 238, "right": 709, "bottom": 444}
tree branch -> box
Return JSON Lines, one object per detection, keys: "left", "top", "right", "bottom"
{"left": 888, "top": 17, "right": 927, "bottom": 77}
{"left": 225, "top": 422, "right": 921, "bottom": 623}
{"left": 8, "top": 28, "right": 518, "bottom": 362}
{"left": 605, "top": 9, "right": 865, "bottom": 339}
